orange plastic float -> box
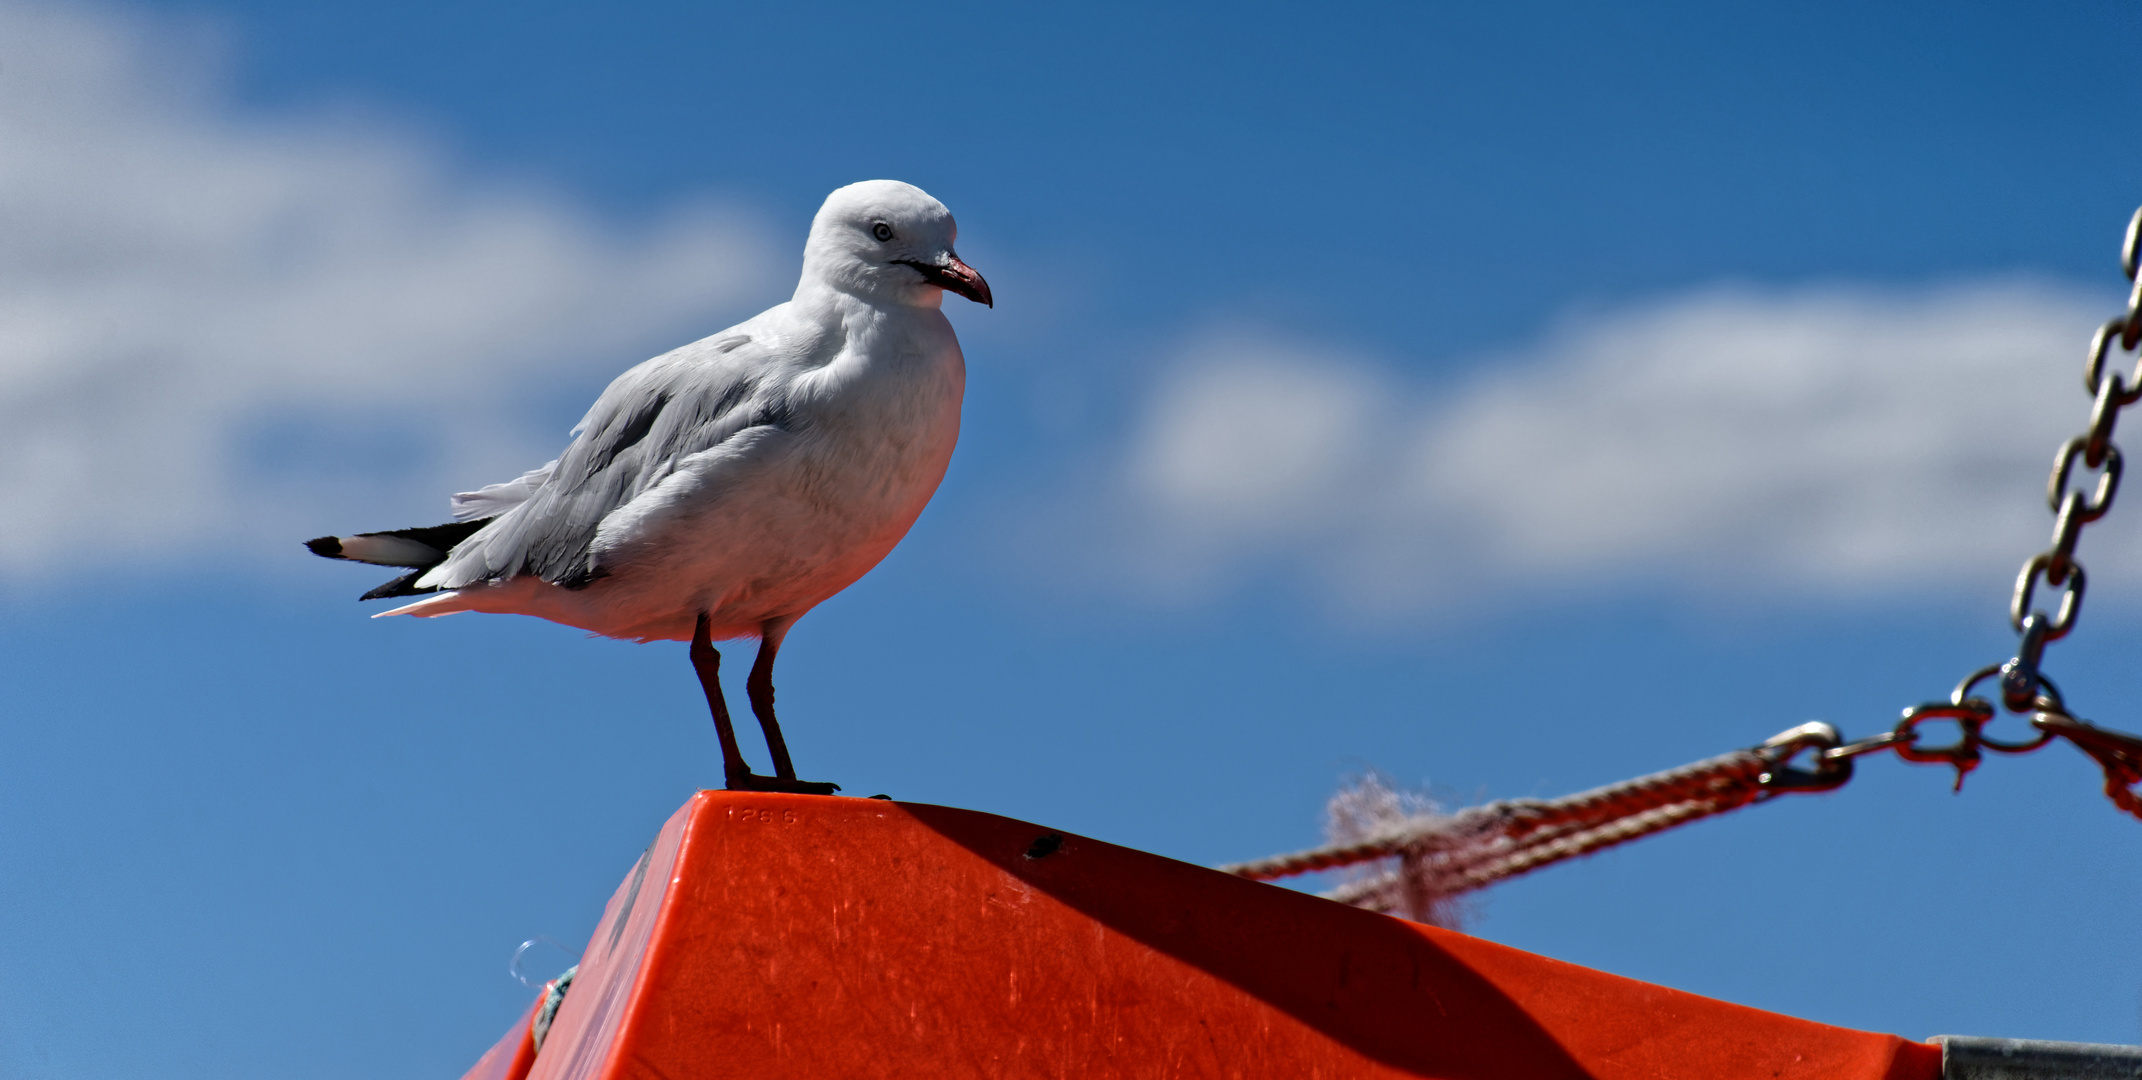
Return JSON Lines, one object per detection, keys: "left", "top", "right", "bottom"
{"left": 463, "top": 999, "right": 537, "bottom": 1080}
{"left": 462, "top": 791, "right": 1939, "bottom": 1080}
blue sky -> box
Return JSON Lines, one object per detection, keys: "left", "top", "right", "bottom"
{"left": 5, "top": 2, "right": 2142, "bottom": 1076}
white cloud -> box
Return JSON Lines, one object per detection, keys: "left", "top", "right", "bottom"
{"left": 1100, "top": 283, "right": 2129, "bottom": 615}
{"left": 0, "top": 0, "right": 778, "bottom": 580}
{"left": 1129, "top": 340, "right": 1392, "bottom": 536}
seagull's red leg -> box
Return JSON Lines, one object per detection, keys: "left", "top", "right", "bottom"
{"left": 690, "top": 612, "right": 753, "bottom": 785}
{"left": 747, "top": 619, "right": 798, "bottom": 780}
{"left": 737, "top": 618, "right": 839, "bottom": 794}
{"left": 694, "top": 615, "right": 838, "bottom": 795}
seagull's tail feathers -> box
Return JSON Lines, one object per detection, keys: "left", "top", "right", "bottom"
{"left": 303, "top": 518, "right": 495, "bottom": 601}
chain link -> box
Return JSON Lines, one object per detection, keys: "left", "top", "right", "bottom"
{"left": 1246, "top": 234, "right": 2142, "bottom": 906}
{"left": 1999, "top": 209, "right": 2142, "bottom": 702}
{"left": 1760, "top": 206, "right": 2142, "bottom": 820}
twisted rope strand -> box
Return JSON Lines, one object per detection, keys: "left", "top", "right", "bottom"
{"left": 1221, "top": 748, "right": 1775, "bottom": 899}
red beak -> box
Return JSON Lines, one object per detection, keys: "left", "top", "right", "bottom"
{"left": 901, "top": 254, "right": 993, "bottom": 307}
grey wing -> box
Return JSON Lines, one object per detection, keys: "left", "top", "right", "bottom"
{"left": 421, "top": 332, "right": 785, "bottom": 590}
{"left": 449, "top": 460, "right": 558, "bottom": 522}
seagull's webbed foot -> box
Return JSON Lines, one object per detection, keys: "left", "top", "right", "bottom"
{"left": 724, "top": 770, "right": 842, "bottom": 796}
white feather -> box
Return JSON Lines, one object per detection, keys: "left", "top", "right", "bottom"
{"left": 450, "top": 460, "right": 558, "bottom": 522}
{"left": 335, "top": 535, "right": 444, "bottom": 567}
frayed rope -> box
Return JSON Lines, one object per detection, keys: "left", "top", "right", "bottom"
{"left": 1222, "top": 747, "right": 1774, "bottom": 923}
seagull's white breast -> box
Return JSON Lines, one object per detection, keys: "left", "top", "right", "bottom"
{"left": 537, "top": 296, "right": 967, "bottom": 642}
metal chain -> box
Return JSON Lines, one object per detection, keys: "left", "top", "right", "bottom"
{"left": 1226, "top": 210, "right": 2142, "bottom": 915}
{"left": 1763, "top": 207, "right": 2142, "bottom": 819}
{"left": 2007, "top": 208, "right": 2142, "bottom": 694}
{"left": 1233, "top": 211, "right": 2142, "bottom": 912}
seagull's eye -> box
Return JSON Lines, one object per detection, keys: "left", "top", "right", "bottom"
{"left": 871, "top": 223, "right": 895, "bottom": 243}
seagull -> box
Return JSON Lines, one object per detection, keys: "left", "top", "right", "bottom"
{"left": 305, "top": 180, "right": 991, "bottom": 795}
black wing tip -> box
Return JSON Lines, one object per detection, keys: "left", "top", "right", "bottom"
{"left": 304, "top": 536, "right": 344, "bottom": 559}
{"left": 359, "top": 571, "right": 438, "bottom": 602}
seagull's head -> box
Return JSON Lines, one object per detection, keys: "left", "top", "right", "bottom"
{"left": 802, "top": 180, "right": 992, "bottom": 309}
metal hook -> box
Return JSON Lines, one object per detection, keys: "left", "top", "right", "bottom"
{"left": 1758, "top": 722, "right": 1852, "bottom": 793}
{"left": 511, "top": 935, "right": 578, "bottom": 989}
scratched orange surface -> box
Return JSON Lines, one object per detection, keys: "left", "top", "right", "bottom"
{"left": 468, "top": 791, "right": 1939, "bottom": 1080}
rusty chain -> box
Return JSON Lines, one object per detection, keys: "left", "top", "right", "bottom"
{"left": 1229, "top": 208, "right": 2142, "bottom": 908}
{"left": 1762, "top": 206, "right": 2142, "bottom": 820}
